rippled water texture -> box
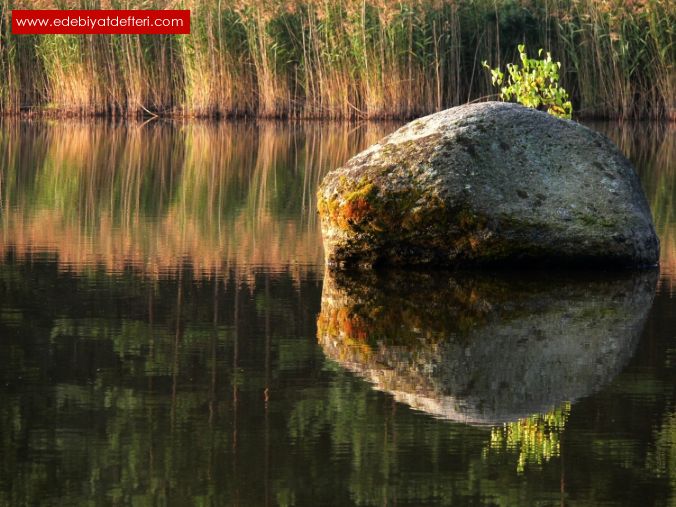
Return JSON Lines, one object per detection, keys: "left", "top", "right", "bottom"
{"left": 0, "top": 120, "right": 673, "bottom": 506}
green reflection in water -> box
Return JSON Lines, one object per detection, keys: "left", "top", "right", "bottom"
{"left": 648, "top": 410, "right": 676, "bottom": 480}
{"left": 0, "top": 262, "right": 325, "bottom": 506}
{"left": 0, "top": 120, "right": 673, "bottom": 506}
{"left": 486, "top": 403, "right": 571, "bottom": 474}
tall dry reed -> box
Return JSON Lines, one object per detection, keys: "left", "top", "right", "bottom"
{"left": 0, "top": 0, "right": 673, "bottom": 119}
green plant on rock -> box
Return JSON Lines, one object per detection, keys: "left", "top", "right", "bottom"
{"left": 483, "top": 45, "right": 573, "bottom": 119}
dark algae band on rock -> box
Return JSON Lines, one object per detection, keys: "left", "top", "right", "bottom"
{"left": 317, "top": 102, "right": 660, "bottom": 269}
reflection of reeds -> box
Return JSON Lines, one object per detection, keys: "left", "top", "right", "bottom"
{"left": 0, "top": 120, "right": 393, "bottom": 280}
{"left": 589, "top": 121, "right": 675, "bottom": 293}
{"left": 1, "top": 0, "right": 673, "bottom": 119}
{"left": 0, "top": 120, "right": 671, "bottom": 285}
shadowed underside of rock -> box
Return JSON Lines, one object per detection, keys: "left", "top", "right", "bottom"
{"left": 317, "top": 102, "right": 659, "bottom": 268}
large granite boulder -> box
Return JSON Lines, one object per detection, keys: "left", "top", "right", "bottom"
{"left": 317, "top": 102, "right": 659, "bottom": 268}
{"left": 317, "top": 269, "right": 657, "bottom": 424}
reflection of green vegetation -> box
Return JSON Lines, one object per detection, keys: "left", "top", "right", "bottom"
{"left": 0, "top": 255, "right": 674, "bottom": 505}
{"left": 647, "top": 410, "right": 676, "bottom": 507}
{"left": 486, "top": 403, "right": 570, "bottom": 473}
{"left": 313, "top": 265, "right": 672, "bottom": 504}
{"left": 0, "top": 262, "right": 325, "bottom": 506}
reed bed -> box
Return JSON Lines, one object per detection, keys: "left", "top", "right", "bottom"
{"left": 0, "top": 0, "right": 673, "bottom": 119}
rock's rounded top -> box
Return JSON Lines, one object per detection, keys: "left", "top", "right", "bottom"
{"left": 318, "top": 102, "right": 659, "bottom": 269}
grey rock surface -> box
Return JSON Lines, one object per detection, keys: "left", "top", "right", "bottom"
{"left": 317, "top": 102, "right": 659, "bottom": 268}
{"left": 317, "top": 269, "right": 657, "bottom": 425}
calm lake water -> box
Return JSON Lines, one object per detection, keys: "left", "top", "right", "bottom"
{"left": 0, "top": 120, "right": 673, "bottom": 506}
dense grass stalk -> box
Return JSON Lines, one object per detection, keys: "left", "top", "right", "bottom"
{"left": 1, "top": 0, "right": 673, "bottom": 119}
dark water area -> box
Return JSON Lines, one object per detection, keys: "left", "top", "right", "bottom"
{"left": 0, "top": 120, "right": 673, "bottom": 506}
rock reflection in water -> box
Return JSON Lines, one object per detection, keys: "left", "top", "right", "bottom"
{"left": 318, "top": 269, "right": 658, "bottom": 425}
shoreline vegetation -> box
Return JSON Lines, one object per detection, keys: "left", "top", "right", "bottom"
{"left": 0, "top": 0, "right": 673, "bottom": 120}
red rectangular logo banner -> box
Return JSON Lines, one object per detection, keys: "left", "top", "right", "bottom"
{"left": 12, "top": 9, "right": 190, "bottom": 35}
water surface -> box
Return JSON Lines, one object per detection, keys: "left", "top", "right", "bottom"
{"left": 0, "top": 120, "right": 673, "bottom": 506}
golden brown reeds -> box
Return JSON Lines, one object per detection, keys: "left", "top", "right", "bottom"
{"left": 0, "top": 0, "right": 673, "bottom": 119}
